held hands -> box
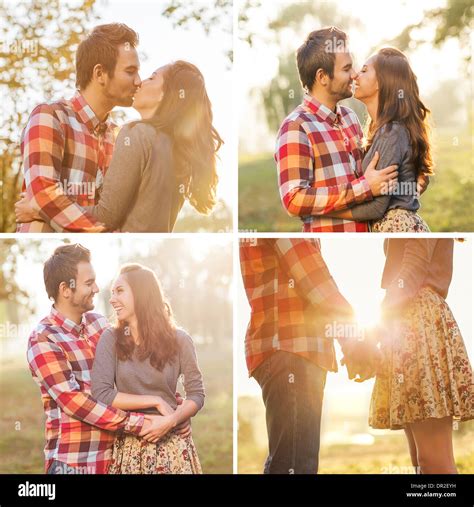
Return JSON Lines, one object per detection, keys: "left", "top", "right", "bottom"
{"left": 341, "top": 337, "right": 381, "bottom": 383}
{"left": 139, "top": 414, "right": 176, "bottom": 443}
{"left": 140, "top": 393, "right": 192, "bottom": 442}
{"left": 364, "top": 151, "right": 398, "bottom": 197}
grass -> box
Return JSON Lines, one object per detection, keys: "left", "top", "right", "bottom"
{"left": 0, "top": 345, "right": 233, "bottom": 474}
{"left": 238, "top": 395, "right": 474, "bottom": 474}
{"left": 238, "top": 127, "right": 474, "bottom": 232}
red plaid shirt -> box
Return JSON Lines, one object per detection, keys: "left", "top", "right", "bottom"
{"left": 27, "top": 306, "right": 144, "bottom": 474}
{"left": 17, "top": 91, "right": 116, "bottom": 232}
{"left": 240, "top": 238, "right": 354, "bottom": 375}
{"left": 275, "top": 93, "right": 372, "bottom": 232}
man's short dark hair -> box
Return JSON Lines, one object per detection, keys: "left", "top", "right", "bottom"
{"left": 296, "top": 27, "right": 348, "bottom": 91}
{"left": 76, "top": 23, "right": 139, "bottom": 89}
{"left": 43, "top": 244, "right": 91, "bottom": 301}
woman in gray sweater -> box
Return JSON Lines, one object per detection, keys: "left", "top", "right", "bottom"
{"left": 327, "top": 48, "right": 432, "bottom": 231}
{"left": 91, "top": 263, "right": 205, "bottom": 474}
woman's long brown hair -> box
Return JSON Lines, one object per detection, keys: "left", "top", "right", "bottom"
{"left": 140, "top": 60, "right": 223, "bottom": 214}
{"left": 114, "top": 263, "right": 178, "bottom": 371}
{"left": 366, "top": 47, "right": 434, "bottom": 176}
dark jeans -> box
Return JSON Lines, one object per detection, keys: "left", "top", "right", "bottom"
{"left": 252, "top": 350, "right": 327, "bottom": 474}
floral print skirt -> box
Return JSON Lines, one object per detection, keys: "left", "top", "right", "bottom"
{"left": 371, "top": 208, "right": 430, "bottom": 232}
{"left": 108, "top": 431, "right": 202, "bottom": 474}
{"left": 369, "top": 287, "right": 474, "bottom": 430}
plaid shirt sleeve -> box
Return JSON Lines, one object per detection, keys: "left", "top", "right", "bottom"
{"left": 276, "top": 120, "right": 373, "bottom": 217}
{"left": 27, "top": 330, "right": 144, "bottom": 435}
{"left": 274, "top": 238, "right": 354, "bottom": 346}
{"left": 21, "top": 104, "right": 102, "bottom": 232}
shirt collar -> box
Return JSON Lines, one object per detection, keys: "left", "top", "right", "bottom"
{"left": 50, "top": 305, "right": 87, "bottom": 337}
{"left": 71, "top": 91, "right": 111, "bottom": 136}
{"left": 303, "top": 92, "right": 343, "bottom": 126}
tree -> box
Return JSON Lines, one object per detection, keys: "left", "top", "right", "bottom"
{"left": 390, "top": 0, "right": 473, "bottom": 67}
{"left": 0, "top": 239, "right": 48, "bottom": 318}
{"left": 161, "top": 0, "right": 233, "bottom": 64}
{"left": 0, "top": 0, "right": 100, "bottom": 232}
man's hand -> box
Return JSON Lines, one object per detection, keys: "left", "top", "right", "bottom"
{"left": 139, "top": 414, "right": 175, "bottom": 443}
{"left": 15, "top": 192, "right": 41, "bottom": 223}
{"left": 175, "top": 419, "right": 192, "bottom": 438}
{"left": 364, "top": 151, "right": 398, "bottom": 197}
{"left": 416, "top": 172, "right": 430, "bottom": 196}
{"left": 173, "top": 393, "right": 192, "bottom": 438}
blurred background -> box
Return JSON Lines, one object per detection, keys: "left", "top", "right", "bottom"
{"left": 0, "top": 0, "right": 234, "bottom": 232}
{"left": 237, "top": 0, "right": 473, "bottom": 232}
{"left": 237, "top": 238, "right": 474, "bottom": 473}
{"left": 0, "top": 236, "right": 233, "bottom": 473}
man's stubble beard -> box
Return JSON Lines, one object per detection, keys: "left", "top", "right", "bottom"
{"left": 70, "top": 294, "right": 95, "bottom": 313}
{"left": 328, "top": 81, "right": 353, "bottom": 102}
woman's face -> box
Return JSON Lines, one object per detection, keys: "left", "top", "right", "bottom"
{"left": 132, "top": 65, "right": 169, "bottom": 112}
{"left": 354, "top": 55, "right": 378, "bottom": 101}
{"left": 109, "top": 274, "right": 135, "bottom": 322}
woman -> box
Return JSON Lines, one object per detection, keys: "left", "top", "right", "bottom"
{"left": 91, "top": 263, "right": 205, "bottom": 474}
{"left": 328, "top": 47, "right": 432, "bottom": 231}
{"left": 369, "top": 238, "right": 473, "bottom": 473}
{"left": 15, "top": 60, "right": 223, "bottom": 232}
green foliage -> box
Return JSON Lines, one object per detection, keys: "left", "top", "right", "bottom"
{"left": 238, "top": 153, "right": 298, "bottom": 232}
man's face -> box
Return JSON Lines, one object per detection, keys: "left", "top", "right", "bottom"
{"left": 103, "top": 43, "right": 141, "bottom": 107}
{"left": 68, "top": 261, "right": 99, "bottom": 313}
{"left": 327, "top": 51, "right": 357, "bottom": 101}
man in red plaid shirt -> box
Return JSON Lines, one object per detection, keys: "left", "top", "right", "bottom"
{"left": 27, "top": 244, "right": 180, "bottom": 474}
{"left": 16, "top": 23, "right": 142, "bottom": 233}
{"left": 275, "top": 27, "right": 399, "bottom": 232}
{"left": 240, "top": 238, "right": 379, "bottom": 473}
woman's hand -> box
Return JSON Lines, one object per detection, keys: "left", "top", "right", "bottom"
{"left": 140, "top": 414, "right": 176, "bottom": 443}
{"left": 15, "top": 193, "right": 42, "bottom": 223}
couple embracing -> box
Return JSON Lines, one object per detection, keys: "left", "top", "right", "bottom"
{"left": 240, "top": 238, "right": 473, "bottom": 474}
{"left": 15, "top": 23, "right": 222, "bottom": 232}
{"left": 276, "top": 27, "right": 432, "bottom": 232}
{"left": 27, "top": 244, "right": 204, "bottom": 474}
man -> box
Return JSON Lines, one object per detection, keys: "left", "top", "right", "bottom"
{"left": 275, "top": 27, "right": 401, "bottom": 232}
{"left": 27, "top": 244, "right": 185, "bottom": 474}
{"left": 240, "top": 238, "right": 378, "bottom": 474}
{"left": 17, "top": 23, "right": 141, "bottom": 232}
